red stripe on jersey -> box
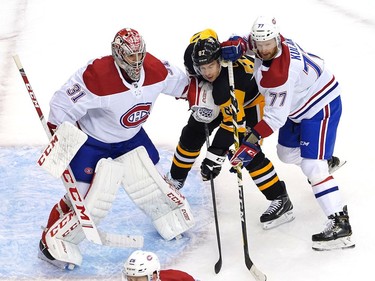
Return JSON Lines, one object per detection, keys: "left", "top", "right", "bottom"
{"left": 83, "top": 56, "right": 128, "bottom": 96}
{"left": 318, "top": 104, "right": 330, "bottom": 159}
{"left": 260, "top": 39, "right": 290, "bottom": 88}
{"left": 142, "top": 53, "right": 168, "bottom": 86}
{"left": 83, "top": 53, "right": 168, "bottom": 96}
{"left": 254, "top": 119, "right": 274, "bottom": 138}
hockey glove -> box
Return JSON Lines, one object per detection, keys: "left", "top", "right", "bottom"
{"left": 229, "top": 141, "right": 260, "bottom": 167}
{"left": 200, "top": 147, "right": 226, "bottom": 181}
{"left": 220, "top": 36, "right": 247, "bottom": 62}
{"left": 229, "top": 127, "right": 262, "bottom": 167}
{"left": 244, "top": 126, "right": 261, "bottom": 144}
{"left": 227, "top": 149, "right": 242, "bottom": 173}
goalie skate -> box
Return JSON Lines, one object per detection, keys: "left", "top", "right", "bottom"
{"left": 164, "top": 172, "right": 185, "bottom": 190}
{"left": 38, "top": 240, "right": 75, "bottom": 270}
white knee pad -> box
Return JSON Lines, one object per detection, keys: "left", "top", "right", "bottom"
{"left": 276, "top": 144, "right": 302, "bottom": 166}
{"left": 300, "top": 158, "right": 330, "bottom": 185}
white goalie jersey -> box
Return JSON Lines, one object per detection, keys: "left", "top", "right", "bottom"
{"left": 48, "top": 54, "right": 189, "bottom": 143}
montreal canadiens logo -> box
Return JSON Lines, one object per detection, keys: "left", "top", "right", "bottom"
{"left": 120, "top": 102, "right": 152, "bottom": 128}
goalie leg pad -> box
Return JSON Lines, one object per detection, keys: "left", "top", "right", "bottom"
{"left": 38, "top": 240, "right": 77, "bottom": 270}
{"left": 42, "top": 210, "right": 83, "bottom": 267}
{"left": 43, "top": 157, "right": 125, "bottom": 266}
{"left": 152, "top": 198, "right": 195, "bottom": 241}
{"left": 116, "top": 146, "right": 195, "bottom": 240}
{"left": 43, "top": 231, "right": 82, "bottom": 268}
{"left": 85, "top": 157, "right": 125, "bottom": 221}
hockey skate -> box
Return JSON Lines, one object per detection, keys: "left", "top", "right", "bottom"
{"left": 164, "top": 172, "right": 185, "bottom": 190}
{"left": 260, "top": 193, "right": 295, "bottom": 230}
{"left": 312, "top": 206, "right": 355, "bottom": 251}
{"left": 38, "top": 240, "right": 75, "bottom": 270}
{"left": 328, "top": 156, "right": 346, "bottom": 174}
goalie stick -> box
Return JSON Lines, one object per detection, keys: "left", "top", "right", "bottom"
{"left": 13, "top": 54, "right": 143, "bottom": 249}
{"left": 227, "top": 61, "right": 267, "bottom": 281}
{"left": 99, "top": 231, "right": 143, "bottom": 248}
{"left": 204, "top": 124, "right": 222, "bottom": 274}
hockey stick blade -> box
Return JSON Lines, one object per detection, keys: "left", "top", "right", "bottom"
{"left": 214, "top": 255, "right": 222, "bottom": 274}
{"left": 98, "top": 231, "right": 144, "bottom": 248}
{"left": 248, "top": 262, "right": 267, "bottom": 281}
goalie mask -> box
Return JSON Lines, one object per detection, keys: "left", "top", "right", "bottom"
{"left": 122, "top": 250, "right": 160, "bottom": 281}
{"left": 112, "top": 28, "right": 146, "bottom": 81}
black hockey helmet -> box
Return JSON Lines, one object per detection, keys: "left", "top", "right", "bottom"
{"left": 192, "top": 37, "right": 221, "bottom": 67}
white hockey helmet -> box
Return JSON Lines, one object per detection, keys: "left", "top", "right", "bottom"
{"left": 249, "top": 16, "right": 281, "bottom": 55}
{"left": 122, "top": 250, "right": 161, "bottom": 281}
{"left": 112, "top": 28, "right": 146, "bottom": 81}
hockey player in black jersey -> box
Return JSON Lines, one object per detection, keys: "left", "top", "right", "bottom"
{"left": 166, "top": 29, "right": 294, "bottom": 229}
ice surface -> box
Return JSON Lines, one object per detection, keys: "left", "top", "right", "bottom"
{"left": 1, "top": 0, "right": 374, "bottom": 280}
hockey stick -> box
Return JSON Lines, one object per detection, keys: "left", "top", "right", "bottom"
{"left": 227, "top": 61, "right": 267, "bottom": 281}
{"left": 204, "top": 123, "right": 223, "bottom": 274}
{"left": 13, "top": 55, "right": 143, "bottom": 248}
{"left": 99, "top": 231, "right": 143, "bottom": 248}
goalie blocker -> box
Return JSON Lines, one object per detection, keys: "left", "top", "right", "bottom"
{"left": 40, "top": 146, "right": 194, "bottom": 269}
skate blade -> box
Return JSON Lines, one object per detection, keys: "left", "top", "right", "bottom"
{"left": 262, "top": 210, "right": 295, "bottom": 230}
{"left": 329, "top": 160, "right": 347, "bottom": 174}
{"left": 312, "top": 236, "right": 355, "bottom": 251}
{"left": 38, "top": 250, "right": 75, "bottom": 270}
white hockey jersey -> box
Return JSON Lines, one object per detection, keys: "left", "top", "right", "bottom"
{"left": 48, "top": 53, "right": 189, "bottom": 143}
{"left": 252, "top": 36, "right": 341, "bottom": 138}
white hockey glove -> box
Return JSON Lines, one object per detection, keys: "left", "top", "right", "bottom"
{"left": 186, "top": 78, "right": 220, "bottom": 123}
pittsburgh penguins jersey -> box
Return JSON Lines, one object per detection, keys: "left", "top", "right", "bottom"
{"left": 212, "top": 56, "right": 260, "bottom": 134}
{"left": 184, "top": 29, "right": 260, "bottom": 137}
{"left": 48, "top": 53, "right": 189, "bottom": 143}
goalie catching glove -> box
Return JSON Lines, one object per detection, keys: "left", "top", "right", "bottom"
{"left": 201, "top": 147, "right": 226, "bottom": 181}
{"left": 229, "top": 127, "right": 261, "bottom": 167}
{"left": 186, "top": 77, "right": 220, "bottom": 123}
